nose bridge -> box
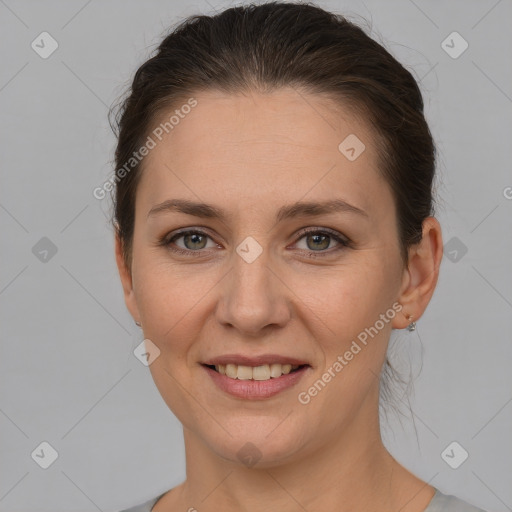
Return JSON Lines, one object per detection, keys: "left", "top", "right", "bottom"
{"left": 217, "top": 236, "right": 290, "bottom": 333}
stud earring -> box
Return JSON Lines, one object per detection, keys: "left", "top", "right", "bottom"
{"left": 405, "top": 314, "right": 416, "bottom": 332}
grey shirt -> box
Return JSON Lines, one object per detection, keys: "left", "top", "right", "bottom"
{"left": 118, "top": 487, "right": 487, "bottom": 511}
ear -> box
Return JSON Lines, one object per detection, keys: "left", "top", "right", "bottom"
{"left": 392, "top": 217, "right": 443, "bottom": 329}
{"left": 114, "top": 230, "right": 141, "bottom": 325}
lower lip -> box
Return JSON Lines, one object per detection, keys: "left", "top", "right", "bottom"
{"left": 203, "top": 365, "right": 309, "bottom": 400}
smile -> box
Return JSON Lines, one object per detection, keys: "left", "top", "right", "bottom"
{"left": 201, "top": 356, "right": 311, "bottom": 400}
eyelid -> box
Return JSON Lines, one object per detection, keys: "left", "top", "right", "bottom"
{"left": 162, "top": 228, "right": 220, "bottom": 254}
{"left": 291, "top": 227, "right": 351, "bottom": 257}
{"left": 293, "top": 226, "right": 350, "bottom": 245}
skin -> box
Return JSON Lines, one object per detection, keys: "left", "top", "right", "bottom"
{"left": 115, "top": 87, "right": 443, "bottom": 512}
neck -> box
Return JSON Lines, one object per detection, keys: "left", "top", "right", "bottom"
{"left": 163, "top": 387, "right": 434, "bottom": 512}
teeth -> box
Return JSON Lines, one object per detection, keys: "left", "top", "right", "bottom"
{"left": 225, "top": 364, "right": 237, "bottom": 379}
{"left": 282, "top": 364, "right": 292, "bottom": 375}
{"left": 270, "top": 363, "right": 283, "bottom": 378}
{"left": 237, "top": 365, "right": 253, "bottom": 380}
{"left": 253, "top": 364, "right": 270, "bottom": 381}
{"left": 214, "top": 363, "right": 300, "bottom": 380}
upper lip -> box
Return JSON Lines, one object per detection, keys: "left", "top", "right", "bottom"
{"left": 203, "top": 354, "right": 310, "bottom": 367}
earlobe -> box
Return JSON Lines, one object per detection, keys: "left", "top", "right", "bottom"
{"left": 392, "top": 217, "right": 443, "bottom": 330}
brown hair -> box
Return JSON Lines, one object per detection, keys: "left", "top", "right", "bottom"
{"left": 109, "top": 1, "right": 436, "bottom": 414}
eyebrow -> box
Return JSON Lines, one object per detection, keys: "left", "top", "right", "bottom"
{"left": 147, "top": 198, "right": 368, "bottom": 222}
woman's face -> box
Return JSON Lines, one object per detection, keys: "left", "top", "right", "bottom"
{"left": 119, "top": 88, "right": 410, "bottom": 467}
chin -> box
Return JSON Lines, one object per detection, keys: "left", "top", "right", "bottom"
{"left": 204, "top": 423, "right": 312, "bottom": 469}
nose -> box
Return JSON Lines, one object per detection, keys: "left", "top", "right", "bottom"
{"left": 215, "top": 244, "right": 292, "bottom": 336}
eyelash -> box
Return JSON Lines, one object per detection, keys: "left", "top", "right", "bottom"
{"left": 159, "top": 227, "right": 351, "bottom": 259}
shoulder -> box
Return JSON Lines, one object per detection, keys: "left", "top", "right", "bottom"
{"left": 117, "top": 488, "right": 489, "bottom": 512}
{"left": 117, "top": 492, "right": 166, "bottom": 512}
{"left": 426, "top": 489, "right": 488, "bottom": 512}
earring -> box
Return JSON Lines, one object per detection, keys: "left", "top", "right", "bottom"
{"left": 135, "top": 320, "right": 141, "bottom": 327}
{"left": 405, "top": 313, "right": 416, "bottom": 332}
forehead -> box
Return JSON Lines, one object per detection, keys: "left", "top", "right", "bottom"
{"left": 137, "top": 87, "right": 391, "bottom": 218}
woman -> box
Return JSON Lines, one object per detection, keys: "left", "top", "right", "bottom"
{"left": 111, "top": 2, "right": 487, "bottom": 511}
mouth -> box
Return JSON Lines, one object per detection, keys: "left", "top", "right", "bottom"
{"left": 201, "top": 356, "right": 311, "bottom": 400}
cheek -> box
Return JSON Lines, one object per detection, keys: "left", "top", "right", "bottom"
{"left": 132, "top": 256, "right": 210, "bottom": 352}
{"left": 132, "top": 259, "right": 211, "bottom": 423}
{"left": 293, "top": 261, "right": 399, "bottom": 420}
{"left": 293, "top": 257, "right": 397, "bottom": 351}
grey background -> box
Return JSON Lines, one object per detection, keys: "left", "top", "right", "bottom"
{"left": 1, "top": 0, "right": 511, "bottom": 510}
